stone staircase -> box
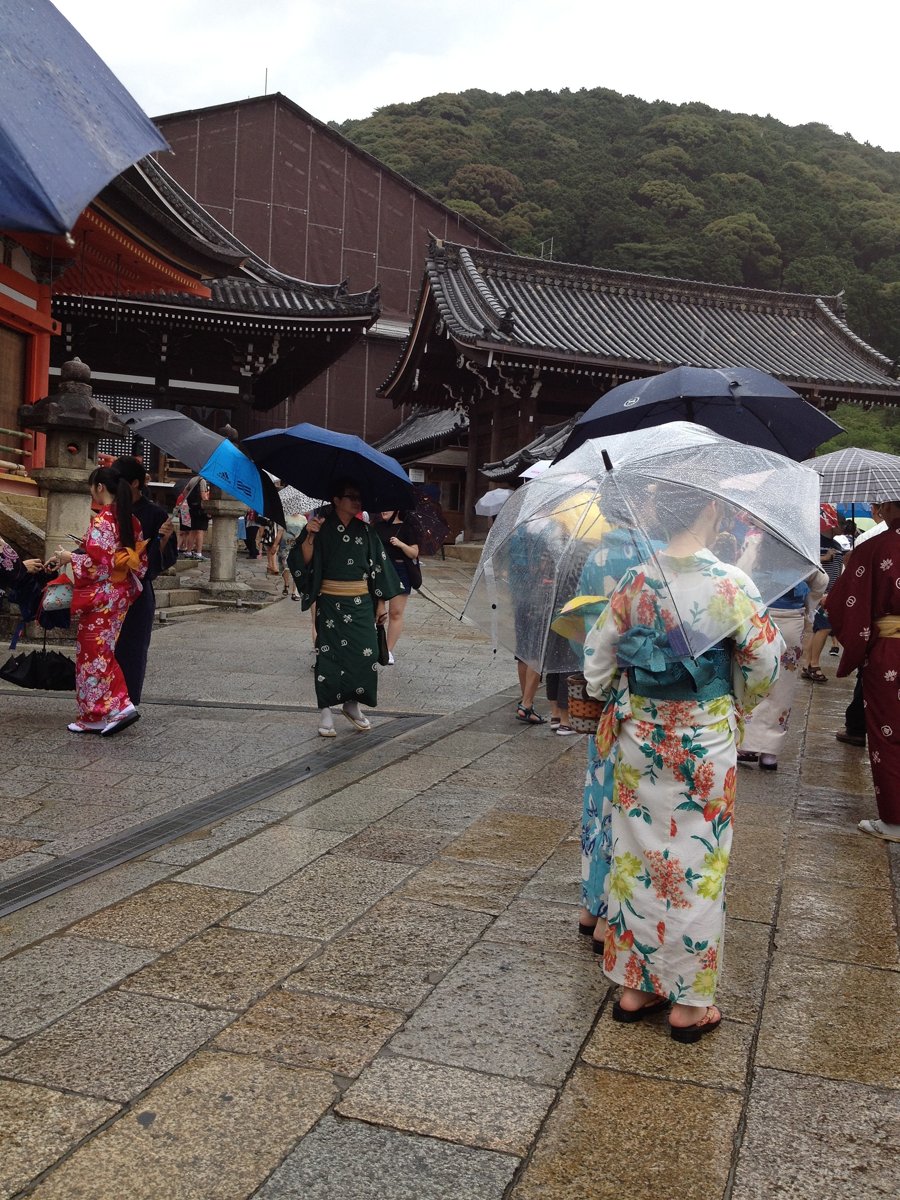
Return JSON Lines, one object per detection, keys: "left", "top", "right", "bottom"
{"left": 0, "top": 493, "right": 46, "bottom": 561}
{"left": 153, "top": 560, "right": 204, "bottom": 619}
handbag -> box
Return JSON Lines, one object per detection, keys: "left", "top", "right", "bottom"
{"left": 376, "top": 623, "right": 391, "bottom": 666}
{"left": 407, "top": 558, "right": 423, "bottom": 590}
{"left": 40, "top": 575, "right": 73, "bottom": 612}
{"left": 567, "top": 673, "right": 604, "bottom": 734}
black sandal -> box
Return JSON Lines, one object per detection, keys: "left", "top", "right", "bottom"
{"left": 670, "top": 1005, "right": 723, "bottom": 1043}
{"left": 801, "top": 666, "right": 828, "bottom": 683}
{"left": 612, "top": 995, "right": 669, "bottom": 1023}
{"left": 516, "top": 704, "right": 546, "bottom": 725}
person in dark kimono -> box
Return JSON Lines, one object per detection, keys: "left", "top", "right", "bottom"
{"left": 827, "top": 500, "right": 900, "bottom": 842}
{"left": 111, "top": 457, "right": 177, "bottom": 704}
{"left": 289, "top": 480, "right": 402, "bottom": 737}
{"left": 0, "top": 537, "right": 45, "bottom": 589}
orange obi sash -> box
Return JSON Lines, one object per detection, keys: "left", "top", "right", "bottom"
{"left": 111, "top": 540, "right": 147, "bottom": 583}
{"left": 876, "top": 616, "right": 900, "bottom": 639}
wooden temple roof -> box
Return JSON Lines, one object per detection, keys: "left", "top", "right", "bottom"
{"left": 480, "top": 418, "right": 577, "bottom": 481}
{"left": 382, "top": 240, "right": 900, "bottom": 406}
{"left": 374, "top": 405, "right": 469, "bottom": 457}
{"left": 50, "top": 156, "right": 380, "bottom": 408}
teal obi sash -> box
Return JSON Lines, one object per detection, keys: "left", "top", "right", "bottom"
{"left": 617, "top": 624, "right": 732, "bottom": 703}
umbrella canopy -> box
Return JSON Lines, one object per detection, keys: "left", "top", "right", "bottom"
{"left": 243, "top": 423, "right": 414, "bottom": 512}
{"left": 277, "top": 485, "right": 322, "bottom": 516}
{"left": 465, "top": 421, "right": 822, "bottom": 672}
{"left": 475, "top": 488, "right": 514, "bottom": 517}
{"left": 0, "top": 0, "right": 168, "bottom": 234}
{"left": 555, "top": 366, "right": 843, "bottom": 464}
{"left": 803, "top": 446, "right": 900, "bottom": 503}
{"left": 121, "top": 410, "right": 284, "bottom": 525}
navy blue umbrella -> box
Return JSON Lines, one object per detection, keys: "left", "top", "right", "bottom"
{"left": 0, "top": 0, "right": 168, "bottom": 234}
{"left": 554, "top": 366, "right": 844, "bottom": 463}
{"left": 244, "top": 423, "right": 414, "bottom": 512}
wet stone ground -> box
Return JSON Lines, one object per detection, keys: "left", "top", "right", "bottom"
{"left": 0, "top": 557, "right": 898, "bottom": 1199}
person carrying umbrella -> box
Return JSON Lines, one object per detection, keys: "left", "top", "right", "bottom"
{"left": 291, "top": 479, "right": 403, "bottom": 737}
{"left": 583, "top": 492, "right": 783, "bottom": 1041}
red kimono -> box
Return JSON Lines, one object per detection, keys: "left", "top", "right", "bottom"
{"left": 71, "top": 507, "right": 147, "bottom": 724}
{"left": 826, "top": 527, "right": 900, "bottom": 823}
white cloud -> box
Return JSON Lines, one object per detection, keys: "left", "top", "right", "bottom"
{"left": 53, "top": 0, "right": 900, "bottom": 150}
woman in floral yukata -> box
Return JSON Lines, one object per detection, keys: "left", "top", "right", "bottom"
{"left": 558, "top": 527, "right": 654, "bottom": 953}
{"left": 583, "top": 495, "right": 782, "bottom": 1042}
{"left": 827, "top": 500, "right": 900, "bottom": 843}
{"left": 291, "top": 479, "right": 402, "bottom": 738}
{"left": 53, "top": 466, "right": 147, "bottom": 736}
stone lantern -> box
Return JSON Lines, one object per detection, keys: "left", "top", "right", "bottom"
{"left": 19, "top": 358, "right": 126, "bottom": 558}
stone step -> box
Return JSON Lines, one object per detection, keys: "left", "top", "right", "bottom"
{"left": 442, "top": 542, "right": 485, "bottom": 563}
{"left": 0, "top": 492, "right": 46, "bottom": 525}
{"left": 156, "top": 604, "right": 209, "bottom": 623}
{"left": 155, "top": 588, "right": 202, "bottom": 608}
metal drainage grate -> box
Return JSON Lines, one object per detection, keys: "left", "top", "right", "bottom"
{"left": 0, "top": 711, "right": 436, "bottom": 919}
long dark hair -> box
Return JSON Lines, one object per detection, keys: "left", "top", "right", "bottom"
{"left": 111, "top": 455, "right": 147, "bottom": 491}
{"left": 89, "top": 466, "right": 136, "bottom": 549}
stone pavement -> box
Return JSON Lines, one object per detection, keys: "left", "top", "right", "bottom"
{"left": 0, "top": 558, "right": 898, "bottom": 1199}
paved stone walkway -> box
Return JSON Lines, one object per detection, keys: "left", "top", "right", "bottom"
{"left": 0, "top": 559, "right": 898, "bottom": 1199}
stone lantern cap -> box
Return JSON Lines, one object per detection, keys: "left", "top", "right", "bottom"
{"left": 20, "top": 358, "right": 128, "bottom": 437}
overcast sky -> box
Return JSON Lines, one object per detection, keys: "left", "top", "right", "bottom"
{"left": 55, "top": 0, "right": 900, "bottom": 152}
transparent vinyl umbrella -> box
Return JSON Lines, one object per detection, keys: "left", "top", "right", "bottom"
{"left": 464, "top": 421, "right": 822, "bottom": 673}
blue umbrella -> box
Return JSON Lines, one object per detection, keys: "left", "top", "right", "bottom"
{"left": 836, "top": 501, "right": 872, "bottom": 519}
{"left": 554, "top": 365, "right": 844, "bottom": 463}
{"left": 121, "top": 410, "right": 285, "bottom": 525}
{"left": 244, "top": 423, "right": 414, "bottom": 512}
{"left": 0, "top": 0, "right": 168, "bottom": 234}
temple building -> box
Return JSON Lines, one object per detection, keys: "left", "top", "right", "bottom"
{"left": 380, "top": 239, "right": 900, "bottom": 534}
{"left": 152, "top": 93, "right": 506, "bottom": 442}
{"left": 49, "top": 155, "right": 380, "bottom": 457}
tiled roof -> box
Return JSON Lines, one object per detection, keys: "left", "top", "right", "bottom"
{"left": 382, "top": 240, "right": 900, "bottom": 400}
{"left": 78, "top": 156, "right": 379, "bottom": 322}
{"left": 480, "top": 418, "right": 578, "bottom": 480}
{"left": 374, "top": 406, "right": 469, "bottom": 456}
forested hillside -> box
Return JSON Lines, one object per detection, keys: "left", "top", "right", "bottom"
{"left": 338, "top": 87, "right": 900, "bottom": 358}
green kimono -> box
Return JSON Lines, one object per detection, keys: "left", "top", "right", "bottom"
{"left": 288, "top": 511, "right": 402, "bottom": 708}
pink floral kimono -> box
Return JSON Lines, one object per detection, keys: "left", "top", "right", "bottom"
{"left": 71, "top": 506, "right": 147, "bottom": 723}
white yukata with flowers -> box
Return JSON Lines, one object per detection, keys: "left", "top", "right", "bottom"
{"left": 583, "top": 549, "right": 782, "bottom": 1007}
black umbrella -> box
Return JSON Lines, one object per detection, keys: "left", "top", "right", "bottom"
{"left": 0, "top": 0, "right": 168, "bottom": 234}
{"left": 121, "top": 410, "right": 285, "bottom": 525}
{"left": 1, "top": 646, "right": 75, "bottom": 691}
{"left": 554, "top": 366, "right": 844, "bottom": 463}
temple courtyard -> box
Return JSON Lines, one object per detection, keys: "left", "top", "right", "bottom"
{"left": 0, "top": 557, "right": 897, "bottom": 1199}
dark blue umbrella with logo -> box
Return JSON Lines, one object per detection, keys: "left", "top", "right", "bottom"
{"left": 554, "top": 365, "right": 844, "bottom": 464}
{"left": 244, "top": 423, "right": 414, "bottom": 512}
{"left": 0, "top": 0, "right": 168, "bottom": 234}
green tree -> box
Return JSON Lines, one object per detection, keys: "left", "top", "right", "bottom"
{"left": 700, "top": 213, "right": 783, "bottom": 287}
{"left": 445, "top": 164, "right": 524, "bottom": 216}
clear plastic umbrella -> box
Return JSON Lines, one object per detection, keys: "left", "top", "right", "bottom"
{"left": 475, "top": 487, "right": 514, "bottom": 517}
{"left": 464, "top": 421, "right": 822, "bottom": 672}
